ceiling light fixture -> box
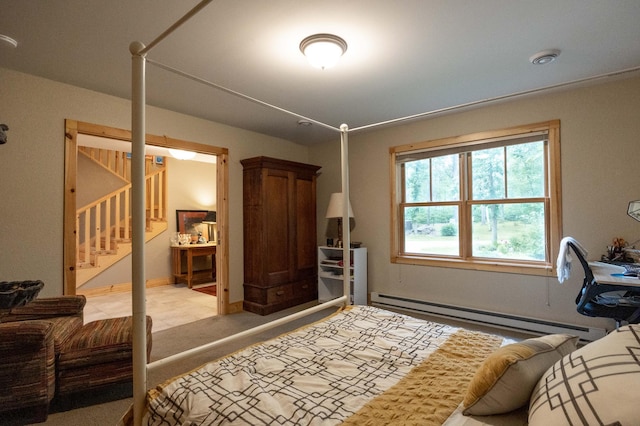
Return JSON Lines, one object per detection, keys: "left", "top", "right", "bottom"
{"left": 299, "top": 33, "right": 347, "bottom": 70}
{"left": 168, "top": 148, "right": 196, "bottom": 160}
{"left": 0, "top": 34, "right": 18, "bottom": 48}
{"left": 530, "top": 49, "right": 561, "bottom": 65}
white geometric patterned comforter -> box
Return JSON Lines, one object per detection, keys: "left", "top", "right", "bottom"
{"left": 142, "top": 305, "right": 460, "bottom": 425}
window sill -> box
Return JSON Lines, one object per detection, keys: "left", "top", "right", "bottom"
{"left": 392, "top": 255, "right": 553, "bottom": 277}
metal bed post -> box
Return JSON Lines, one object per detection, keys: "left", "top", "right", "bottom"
{"left": 130, "top": 41, "right": 148, "bottom": 426}
{"left": 128, "top": 5, "right": 354, "bottom": 423}
{"left": 340, "top": 124, "right": 351, "bottom": 305}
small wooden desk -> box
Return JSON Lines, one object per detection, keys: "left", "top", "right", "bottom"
{"left": 171, "top": 243, "right": 216, "bottom": 288}
{"left": 589, "top": 261, "right": 640, "bottom": 288}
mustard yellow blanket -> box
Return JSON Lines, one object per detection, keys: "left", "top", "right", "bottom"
{"left": 342, "top": 329, "right": 502, "bottom": 425}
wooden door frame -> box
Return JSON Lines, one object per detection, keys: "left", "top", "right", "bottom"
{"left": 64, "top": 120, "right": 231, "bottom": 314}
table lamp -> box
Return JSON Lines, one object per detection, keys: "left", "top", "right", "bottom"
{"left": 325, "top": 193, "right": 353, "bottom": 247}
{"left": 202, "top": 211, "right": 217, "bottom": 243}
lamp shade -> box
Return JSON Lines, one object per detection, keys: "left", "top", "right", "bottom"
{"left": 628, "top": 200, "right": 640, "bottom": 222}
{"left": 325, "top": 193, "right": 354, "bottom": 219}
{"left": 202, "top": 211, "right": 217, "bottom": 223}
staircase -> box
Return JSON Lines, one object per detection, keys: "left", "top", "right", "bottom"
{"left": 76, "top": 147, "right": 168, "bottom": 287}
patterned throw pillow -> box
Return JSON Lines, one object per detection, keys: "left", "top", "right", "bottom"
{"left": 529, "top": 325, "right": 640, "bottom": 425}
{"left": 463, "top": 334, "right": 579, "bottom": 415}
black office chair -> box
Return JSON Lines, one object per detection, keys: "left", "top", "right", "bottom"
{"left": 568, "top": 241, "right": 640, "bottom": 328}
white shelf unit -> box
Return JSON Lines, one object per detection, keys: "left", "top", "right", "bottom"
{"left": 318, "top": 246, "right": 367, "bottom": 304}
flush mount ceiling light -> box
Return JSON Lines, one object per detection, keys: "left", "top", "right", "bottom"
{"left": 299, "top": 33, "right": 347, "bottom": 70}
{"left": 530, "top": 49, "right": 561, "bottom": 65}
{"left": 168, "top": 148, "right": 196, "bottom": 160}
{"left": 0, "top": 34, "right": 18, "bottom": 48}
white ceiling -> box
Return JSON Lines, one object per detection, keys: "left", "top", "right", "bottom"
{"left": 2, "top": 1, "right": 640, "bottom": 145}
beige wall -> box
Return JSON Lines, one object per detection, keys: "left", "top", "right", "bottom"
{"left": 0, "top": 67, "right": 310, "bottom": 302}
{"left": 311, "top": 74, "right": 640, "bottom": 330}
{"left": 3, "top": 65, "right": 639, "bottom": 330}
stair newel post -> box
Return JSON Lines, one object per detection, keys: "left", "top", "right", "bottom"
{"left": 115, "top": 191, "right": 122, "bottom": 242}
{"left": 124, "top": 187, "right": 130, "bottom": 241}
{"left": 105, "top": 197, "right": 112, "bottom": 253}
{"left": 75, "top": 213, "right": 80, "bottom": 266}
{"left": 84, "top": 210, "right": 91, "bottom": 264}
{"left": 95, "top": 204, "right": 101, "bottom": 254}
{"left": 158, "top": 169, "right": 165, "bottom": 220}
{"left": 149, "top": 173, "right": 155, "bottom": 221}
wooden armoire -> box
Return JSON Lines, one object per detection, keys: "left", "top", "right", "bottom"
{"left": 241, "top": 156, "right": 321, "bottom": 315}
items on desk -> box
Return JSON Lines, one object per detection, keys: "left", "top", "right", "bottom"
{"left": 625, "top": 247, "right": 640, "bottom": 263}
{"left": 603, "top": 237, "right": 628, "bottom": 262}
{"left": 623, "top": 264, "right": 640, "bottom": 278}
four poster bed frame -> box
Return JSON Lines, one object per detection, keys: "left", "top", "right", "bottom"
{"left": 127, "top": 2, "right": 419, "bottom": 423}
{"left": 126, "top": 2, "right": 640, "bottom": 425}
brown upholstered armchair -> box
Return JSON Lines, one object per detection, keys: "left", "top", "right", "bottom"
{"left": 0, "top": 294, "right": 86, "bottom": 424}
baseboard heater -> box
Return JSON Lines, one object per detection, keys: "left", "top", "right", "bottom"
{"left": 370, "top": 292, "right": 607, "bottom": 342}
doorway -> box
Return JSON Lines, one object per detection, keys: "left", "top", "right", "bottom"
{"left": 63, "top": 120, "right": 230, "bottom": 315}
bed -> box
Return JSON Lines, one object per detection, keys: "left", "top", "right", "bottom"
{"left": 119, "top": 304, "right": 640, "bottom": 426}
{"left": 125, "top": 3, "right": 640, "bottom": 425}
{"left": 121, "top": 305, "right": 504, "bottom": 425}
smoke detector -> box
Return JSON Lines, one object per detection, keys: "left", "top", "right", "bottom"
{"left": 530, "top": 49, "right": 561, "bottom": 65}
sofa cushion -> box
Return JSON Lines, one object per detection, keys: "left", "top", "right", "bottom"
{"left": 46, "top": 316, "right": 84, "bottom": 354}
{"left": 56, "top": 315, "right": 152, "bottom": 396}
{"left": 58, "top": 315, "right": 153, "bottom": 369}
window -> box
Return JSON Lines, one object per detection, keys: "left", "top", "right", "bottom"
{"left": 390, "top": 120, "right": 561, "bottom": 275}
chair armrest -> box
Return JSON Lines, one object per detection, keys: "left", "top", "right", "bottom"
{"left": 1, "top": 295, "right": 86, "bottom": 323}
{"left": 0, "top": 320, "right": 54, "bottom": 348}
{"left": 0, "top": 320, "right": 56, "bottom": 421}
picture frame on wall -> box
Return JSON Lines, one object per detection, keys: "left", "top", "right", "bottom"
{"left": 176, "top": 210, "right": 209, "bottom": 241}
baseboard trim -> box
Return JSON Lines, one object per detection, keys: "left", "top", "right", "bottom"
{"left": 77, "top": 277, "right": 171, "bottom": 297}
{"left": 371, "top": 292, "right": 608, "bottom": 341}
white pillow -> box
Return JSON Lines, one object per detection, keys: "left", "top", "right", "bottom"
{"left": 529, "top": 325, "right": 640, "bottom": 425}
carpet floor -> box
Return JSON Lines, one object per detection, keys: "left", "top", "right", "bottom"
{"left": 33, "top": 302, "right": 336, "bottom": 426}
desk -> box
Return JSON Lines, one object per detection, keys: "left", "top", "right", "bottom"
{"left": 589, "top": 261, "right": 640, "bottom": 287}
{"left": 171, "top": 243, "right": 216, "bottom": 288}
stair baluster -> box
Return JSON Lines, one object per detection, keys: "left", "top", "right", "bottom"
{"left": 76, "top": 148, "right": 167, "bottom": 287}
